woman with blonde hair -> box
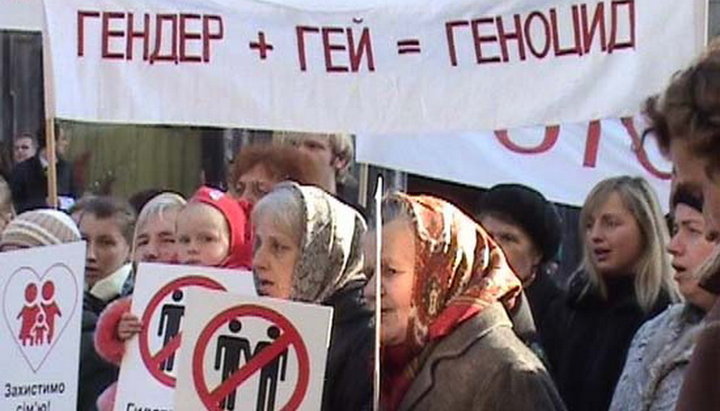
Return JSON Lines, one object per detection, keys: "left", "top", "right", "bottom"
{"left": 547, "top": 176, "right": 679, "bottom": 411}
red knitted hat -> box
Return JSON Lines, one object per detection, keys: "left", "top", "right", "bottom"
{"left": 190, "top": 186, "right": 252, "bottom": 269}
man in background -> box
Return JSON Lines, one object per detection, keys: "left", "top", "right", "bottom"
{"left": 13, "top": 132, "right": 38, "bottom": 164}
{"left": 10, "top": 129, "right": 75, "bottom": 213}
{"left": 275, "top": 132, "right": 356, "bottom": 201}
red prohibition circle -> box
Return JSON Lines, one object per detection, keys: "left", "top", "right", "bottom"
{"left": 192, "top": 304, "right": 310, "bottom": 411}
{"left": 139, "top": 275, "right": 225, "bottom": 387}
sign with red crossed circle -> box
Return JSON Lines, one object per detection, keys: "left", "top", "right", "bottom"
{"left": 192, "top": 304, "right": 310, "bottom": 411}
{"left": 139, "top": 275, "right": 225, "bottom": 387}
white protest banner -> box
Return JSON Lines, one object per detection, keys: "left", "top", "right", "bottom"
{"left": 358, "top": 116, "right": 672, "bottom": 209}
{"left": 0, "top": 0, "right": 43, "bottom": 32}
{"left": 113, "top": 263, "right": 256, "bottom": 411}
{"left": 174, "top": 289, "right": 333, "bottom": 411}
{"left": 42, "top": 0, "right": 705, "bottom": 133}
{"left": 0, "top": 242, "right": 85, "bottom": 411}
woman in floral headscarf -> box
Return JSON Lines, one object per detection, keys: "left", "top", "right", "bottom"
{"left": 364, "top": 193, "right": 565, "bottom": 411}
{"left": 251, "top": 182, "right": 373, "bottom": 411}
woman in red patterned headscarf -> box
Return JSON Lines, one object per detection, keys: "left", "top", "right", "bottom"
{"left": 364, "top": 193, "right": 566, "bottom": 411}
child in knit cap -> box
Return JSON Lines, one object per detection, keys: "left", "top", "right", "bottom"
{"left": 0, "top": 208, "right": 80, "bottom": 251}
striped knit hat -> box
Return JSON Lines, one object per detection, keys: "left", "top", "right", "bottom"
{"left": 0, "top": 209, "right": 81, "bottom": 250}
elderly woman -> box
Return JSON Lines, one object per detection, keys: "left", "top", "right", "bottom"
{"left": 475, "top": 183, "right": 564, "bottom": 362}
{"left": 251, "top": 182, "right": 373, "bottom": 411}
{"left": 364, "top": 193, "right": 565, "bottom": 410}
{"left": 131, "top": 192, "right": 186, "bottom": 264}
{"left": 93, "top": 192, "right": 187, "bottom": 411}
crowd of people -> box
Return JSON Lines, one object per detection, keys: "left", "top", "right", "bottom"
{"left": 1, "top": 44, "right": 720, "bottom": 411}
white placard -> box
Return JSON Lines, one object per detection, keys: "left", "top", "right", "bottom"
{"left": 358, "top": 116, "right": 672, "bottom": 209}
{"left": 42, "top": 0, "right": 705, "bottom": 133}
{"left": 113, "top": 263, "right": 256, "bottom": 411}
{"left": 175, "top": 289, "right": 333, "bottom": 411}
{"left": 0, "top": 242, "right": 86, "bottom": 411}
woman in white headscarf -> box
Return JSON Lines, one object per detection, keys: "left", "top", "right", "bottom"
{"left": 252, "top": 182, "right": 373, "bottom": 411}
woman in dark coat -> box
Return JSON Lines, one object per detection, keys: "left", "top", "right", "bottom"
{"left": 364, "top": 193, "right": 565, "bottom": 411}
{"left": 545, "top": 176, "right": 679, "bottom": 411}
{"left": 475, "top": 183, "right": 565, "bottom": 360}
{"left": 251, "top": 182, "right": 373, "bottom": 411}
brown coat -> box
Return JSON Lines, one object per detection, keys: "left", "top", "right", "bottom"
{"left": 398, "top": 303, "right": 566, "bottom": 411}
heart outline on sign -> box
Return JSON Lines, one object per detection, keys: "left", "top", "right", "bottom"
{"left": 2, "top": 263, "right": 79, "bottom": 373}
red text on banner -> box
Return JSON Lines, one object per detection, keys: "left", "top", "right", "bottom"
{"left": 445, "top": 0, "right": 635, "bottom": 66}
{"left": 296, "top": 25, "right": 375, "bottom": 73}
{"left": 77, "top": 11, "right": 224, "bottom": 63}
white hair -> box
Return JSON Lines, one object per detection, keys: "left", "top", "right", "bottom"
{"left": 131, "top": 192, "right": 187, "bottom": 260}
{"left": 252, "top": 184, "right": 303, "bottom": 246}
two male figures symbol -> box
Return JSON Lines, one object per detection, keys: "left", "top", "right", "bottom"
{"left": 17, "top": 281, "right": 61, "bottom": 346}
{"left": 215, "top": 321, "right": 288, "bottom": 411}
{"left": 158, "top": 289, "right": 185, "bottom": 372}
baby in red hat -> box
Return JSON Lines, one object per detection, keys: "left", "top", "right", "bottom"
{"left": 176, "top": 186, "right": 253, "bottom": 269}
{"left": 94, "top": 187, "right": 252, "bottom": 411}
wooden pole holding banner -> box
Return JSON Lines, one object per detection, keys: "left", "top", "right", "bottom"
{"left": 41, "top": 0, "right": 59, "bottom": 211}
{"left": 373, "top": 175, "right": 383, "bottom": 411}
{"left": 704, "top": 0, "right": 710, "bottom": 46}
{"left": 358, "top": 163, "right": 370, "bottom": 208}
{"left": 45, "top": 118, "right": 58, "bottom": 208}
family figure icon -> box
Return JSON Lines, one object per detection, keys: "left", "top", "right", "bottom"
{"left": 17, "top": 281, "right": 62, "bottom": 347}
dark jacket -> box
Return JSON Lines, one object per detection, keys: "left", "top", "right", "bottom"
{"left": 10, "top": 154, "right": 75, "bottom": 213}
{"left": 398, "top": 302, "right": 566, "bottom": 411}
{"left": 546, "top": 274, "right": 670, "bottom": 411}
{"left": 508, "top": 291, "right": 539, "bottom": 345}
{"left": 526, "top": 273, "right": 565, "bottom": 363}
{"left": 77, "top": 309, "right": 118, "bottom": 411}
{"left": 322, "top": 280, "right": 373, "bottom": 411}
{"left": 84, "top": 292, "right": 114, "bottom": 317}
{"left": 505, "top": 291, "right": 552, "bottom": 368}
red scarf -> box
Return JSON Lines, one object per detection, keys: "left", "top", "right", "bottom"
{"left": 380, "top": 194, "right": 521, "bottom": 410}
